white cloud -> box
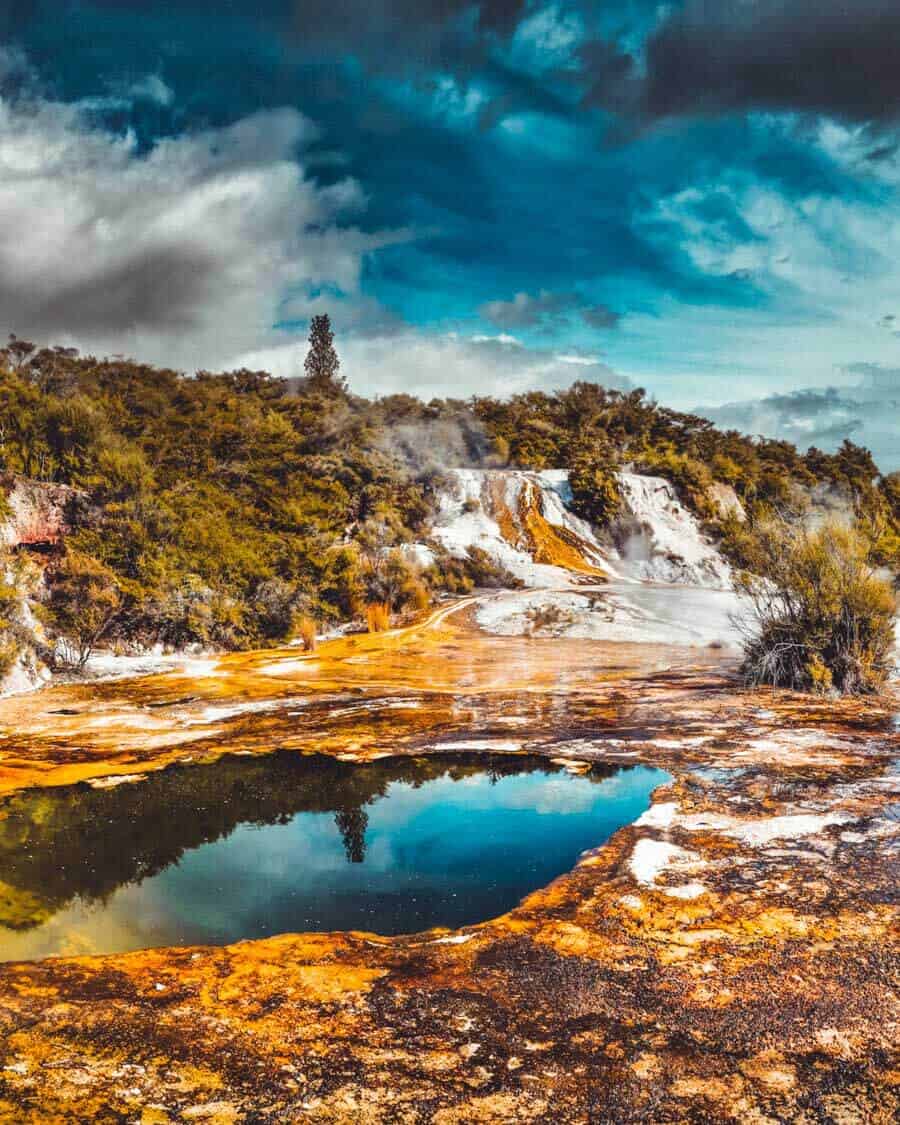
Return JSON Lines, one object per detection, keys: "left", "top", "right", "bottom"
{"left": 0, "top": 87, "right": 406, "bottom": 369}
{"left": 648, "top": 175, "right": 900, "bottom": 317}
{"left": 234, "top": 330, "right": 633, "bottom": 399}
{"left": 510, "top": 5, "right": 585, "bottom": 70}
{"left": 128, "top": 75, "right": 175, "bottom": 107}
{"left": 556, "top": 352, "right": 605, "bottom": 366}
{"left": 479, "top": 289, "right": 621, "bottom": 334}
{"left": 699, "top": 366, "right": 900, "bottom": 471}
{"left": 609, "top": 129, "right": 900, "bottom": 467}
{"left": 480, "top": 288, "right": 576, "bottom": 330}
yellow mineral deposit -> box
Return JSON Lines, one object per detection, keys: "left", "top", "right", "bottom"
{"left": 486, "top": 473, "right": 608, "bottom": 577}
{"left": 516, "top": 478, "right": 608, "bottom": 576}
{"left": 0, "top": 598, "right": 705, "bottom": 795}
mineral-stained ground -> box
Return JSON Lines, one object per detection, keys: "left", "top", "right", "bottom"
{"left": 0, "top": 605, "right": 896, "bottom": 1122}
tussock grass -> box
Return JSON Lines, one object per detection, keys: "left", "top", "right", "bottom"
{"left": 365, "top": 602, "right": 391, "bottom": 633}
{"left": 292, "top": 613, "right": 318, "bottom": 652}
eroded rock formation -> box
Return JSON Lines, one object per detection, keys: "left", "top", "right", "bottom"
{"left": 429, "top": 468, "right": 735, "bottom": 591}
{"left": 1, "top": 477, "right": 77, "bottom": 552}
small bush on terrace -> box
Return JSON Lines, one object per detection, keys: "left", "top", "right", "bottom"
{"left": 567, "top": 441, "right": 622, "bottom": 526}
{"left": 0, "top": 570, "right": 24, "bottom": 679}
{"left": 526, "top": 603, "right": 567, "bottom": 636}
{"left": 424, "top": 547, "right": 522, "bottom": 594}
{"left": 738, "top": 519, "right": 897, "bottom": 695}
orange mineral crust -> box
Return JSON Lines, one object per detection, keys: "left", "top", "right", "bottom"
{"left": 0, "top": 607, "right": 897, "bottom": 1122}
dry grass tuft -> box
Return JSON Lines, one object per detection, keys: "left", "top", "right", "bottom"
{"left": 365, "top": 602, "right": 392, "bottom": 633}
{"left": 292, "top": 613, "right": 318, "bottom": 652}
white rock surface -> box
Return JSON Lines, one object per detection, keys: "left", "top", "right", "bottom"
{"left": 426, "top": 468, "right": 745, "bottom": 647}
{"left": 610, "top": 473, "right": 732, "bottom": 589}
{"left": 474, "top": 584, "right": 746, "bottom": 649}
{"left": 629, "top": 839, "right": 701, "bottom": 886}
{"left": 431, "top": 468, "right": 616, "bottom": 587}
{"left": 430, "top": 468, "right": 732, "bottom": 590}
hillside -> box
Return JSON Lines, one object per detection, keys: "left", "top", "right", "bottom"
{"left": 1, "top": 337, "right": 898, "bottom": 690}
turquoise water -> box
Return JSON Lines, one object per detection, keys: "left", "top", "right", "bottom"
{"left": 0, "top": 753, "right": 667, "bottom": 960}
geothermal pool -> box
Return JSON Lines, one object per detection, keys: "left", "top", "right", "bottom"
{"left": 0, "top": 752, "right": 668, "bottom": 960}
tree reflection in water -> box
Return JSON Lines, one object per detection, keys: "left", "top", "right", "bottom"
{"left": 334, "top": 806, "right": 369, "bottom": 863}
{"left": 0, "top": 752, "right": 623, "bottom": 933}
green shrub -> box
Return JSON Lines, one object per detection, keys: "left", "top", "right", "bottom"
{"left": 424, "top": 554, "right": 474, "bottom": 595}
{"left": 365, "top": 602, "right": 391, "bottom": 632}
{"left": 357, "top": 543, "right": 430, "bottom": 617}
{"left": 463, "top": 546, "right": 522, "bottom": 590}
{"left": 2, "top": 342, "right": 898, "bottom": 655}
{"left": 292, "top": 613, "right": 318, "bottom": 652}
{"left": 738, "top": 519, "right": 897, "bottom": 695}
{"left": 0, "top": 639, "right": 21, "bottom": 681}
{"left": 567, "top": 445, "right": 622, "bottom": 526}
{"left": 634, "top": 447, "right": 715, "bottom": 518}
{"left": 251, "top": 577, "right": 304, "bottom": 642}
{"left": 43, "top": 551, "right": 122, "bottom": 670}
{"left": 425, "top": 547, "right": 522, "bottom": 593}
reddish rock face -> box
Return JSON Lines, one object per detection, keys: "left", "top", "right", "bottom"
{"left": 1, "top": 476, "right": 76, "bottom": 550}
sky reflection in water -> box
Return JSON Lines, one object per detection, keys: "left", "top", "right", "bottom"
{"left": 0, "top": 753, "right": 668, "bottom": 960}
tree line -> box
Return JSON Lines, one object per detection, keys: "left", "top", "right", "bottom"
{"left": 0, "top": 319, "right": 897, "bottom": 690}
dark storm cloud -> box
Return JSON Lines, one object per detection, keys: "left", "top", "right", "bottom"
{"left": 88, "top": 0, "right": 526, "bottom": 26}
{"left": 480, "top": 291, "right": 622, "bottom": 333}
{"left": 55, "top": 0, "right": 546, "bottom": 131}
{"left": 700, "top": 388, "right": 862, "bottom": 450}
{"left": 80, "top": 1, "right": 529, "bottom": 56}
{"left": 9, "top": 247, "right": 221, "bottom": 337}
{"left": 283, "top": 0, "right": 535, "bottom": 114}
{"left": 289, "top": 0, "right": 529, "bottom": 47}
{"left": 480, "top": 290, "right": 578, "bottom": 330}
{"left": 766, "top": 387, "right": 855, "bottom": 423}
{"left": 0, "top": 0, "right": 33, "bottom": 34}
{"left": 0, "top": 97, "right": 401, "bottom": 369}
{"left": 709, "top": 386, "right": 858, "bottom": 427}
{"left": 581, "top": 304, "right": 621, "bottom": 330}
{"left": 583, "top": 0, "right": 900, "bottom": 126}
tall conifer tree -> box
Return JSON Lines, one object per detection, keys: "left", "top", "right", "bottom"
{"left": 303, "top": 314, "right": 345, "bottom": 393}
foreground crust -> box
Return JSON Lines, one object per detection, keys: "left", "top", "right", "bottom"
{"left": 0, "top": 616, "right": 897, "bottom": 1122}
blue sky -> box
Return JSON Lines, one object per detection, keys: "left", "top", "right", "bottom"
{"left": 1, "top": 1, "right": 898, "bottom": 465}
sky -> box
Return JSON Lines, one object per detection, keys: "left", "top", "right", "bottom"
{"left": 0, "top": 1, "right": 898, "bottom": 467}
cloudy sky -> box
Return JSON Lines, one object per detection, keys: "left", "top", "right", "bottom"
{"left": 1, "top": 2, "right": 899, "bottom": 466}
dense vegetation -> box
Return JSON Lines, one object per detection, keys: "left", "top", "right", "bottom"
{"left": 474, "top": 384, "right": 899, "bottom": 694}
{"left": 0, "top": 332, "right": 511, "bottom": 661}
{"left": 0, "top": 328, "right": 897, "bottom": 677}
